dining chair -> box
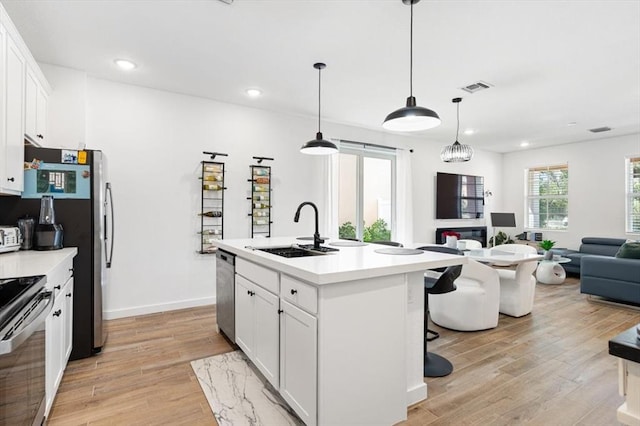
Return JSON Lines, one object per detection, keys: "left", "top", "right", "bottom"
{"left": 492, "top": 243, "right": 538, "bottom": 317}
{"left": 429, "top": 258, "right": 500, "bottom": 331}
{"left": 457, "top": 239, "right": 482, "bottom": 250}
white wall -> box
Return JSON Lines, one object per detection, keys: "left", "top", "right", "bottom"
{"left": 502, "top": 133, "right": 640, "bottom": 249}
{"left": 40, "top": 64, "right": 504, "bottom": 318}
{"left": 410, "top": 148, "right": 504, "bottom": 244}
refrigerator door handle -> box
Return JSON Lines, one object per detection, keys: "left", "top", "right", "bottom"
{"left": 105, "top": 182, "right": 114, "bottom": 268}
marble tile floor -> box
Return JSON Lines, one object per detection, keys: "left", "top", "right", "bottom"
{"left": 191, "top": 350, "right": 303, "bottom": 426}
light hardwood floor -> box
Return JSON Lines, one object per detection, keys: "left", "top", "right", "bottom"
{"left": 48, "top": 277, "right": 639, "bottom": 425}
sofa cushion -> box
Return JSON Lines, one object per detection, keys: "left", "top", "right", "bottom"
{"left": 616, "top": 242, "right": 640, "bottom": 259}
{"left": 581, "top": 255, "right": 640, "bottom": 282}
{"left": 579, "top": 237, "right": 625, "bottom": 257}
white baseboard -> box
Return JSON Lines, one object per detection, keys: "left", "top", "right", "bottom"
{"left": 104, "top": 297, "right": 216, "bottom": 320}
{"left": 406, "top": 382, "right": 427, "bottom": 407}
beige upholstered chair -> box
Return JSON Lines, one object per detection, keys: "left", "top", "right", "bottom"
{"left": 493, "top": 244, "right": 538, "bottom": 317}
{"left": 429, "top": 258, "right": 500, "bottom": 331}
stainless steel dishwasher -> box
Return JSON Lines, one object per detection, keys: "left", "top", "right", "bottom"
{"left": 215, "top": 249, "right": 235, "bottom": 342}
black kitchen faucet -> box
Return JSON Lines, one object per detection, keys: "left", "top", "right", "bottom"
{"left": 294, "top": 201, "right": 323, "bottom": 249}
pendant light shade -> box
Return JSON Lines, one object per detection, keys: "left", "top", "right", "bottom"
{"left": 383, "top": 0, "right": 440, "bottom": 132}
{"left": 301, "top": 63, "right": 338, "bottom": 155}
{"left": 441, "top": 97, "right": 473, "bottom": 162}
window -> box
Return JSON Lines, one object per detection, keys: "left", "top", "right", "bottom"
{"left": 338, "top": 142, "right": 396, "bottom": 242}
{"left": 525, "top": 164, "right": 568, "bottom": 230}
{"left": 626, "top": 157, "right": 640, "bottom": 233}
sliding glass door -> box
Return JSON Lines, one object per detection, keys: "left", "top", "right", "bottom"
{"left": 338, "top": 143, "right": 396, "bottom": 242}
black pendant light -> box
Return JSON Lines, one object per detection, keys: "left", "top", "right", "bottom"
{"left": 383, "top": 0, "right": 440, "bottom": 132}
{"left": 300, "top": 63, "right": 338, "bottom": 155}
{"left": 441, "top": 97, "right": 473, "bottom": 162}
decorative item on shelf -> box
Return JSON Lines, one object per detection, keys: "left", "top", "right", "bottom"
{"left": 199, "top": 152, "right": 227, "bottom": 254}
{"left": 441, "top": 98, "right": 473, "bottom": 162}
{"left": 247, "top": 158, "right": 274, "bottom": 237}
{"left": 300, "top": 63, "right": 338, "bottom": 155}
{"left": 488, "top": 231, "right": 514, "bottom": 247}
{"left": 442, "top": 230, "right": 461, "bottom": 248}
{"left": 383, "top": 0, "right": 440, "bottom": 132}
{"left": 539, "top": 239, "right": 556, "bottom": 260}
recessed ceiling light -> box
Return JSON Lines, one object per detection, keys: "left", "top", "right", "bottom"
{"left": 464, "top": 129, "right": 475, "bottom": 135}
{"left": 114, "top": 59, "right": 137, "bottom": 71}
{"left": 246, "top": 88, "right": 262, "bottom": 98}
{"left": 520, "top": 141, "right": 530, "bottom": 147}
{"left": 567, "top": 122, "right": 577, "bottom": 126}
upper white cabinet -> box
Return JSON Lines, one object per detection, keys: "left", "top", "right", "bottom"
{"left": 1, "top": 29, "right": 26, "bottom": 194}
{"left": 0, "top": 3, "right": 51, "bottom": 195}
{"left": 25, "top": 63, "right": 48, "bottom": 143}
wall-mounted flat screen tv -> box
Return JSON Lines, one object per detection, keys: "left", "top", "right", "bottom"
{"left": 436, "top": 172, "right": 485, "bottom": 219}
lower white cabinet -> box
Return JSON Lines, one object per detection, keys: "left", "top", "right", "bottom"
{"left": 235, "top": 262, "right": 319, "bottom": 425}
{"left": 45, "top": 262, "right": 74, "bottom": 415}
{"left": 235, "top": 274, "right": 280, "bottom": 388}
{"left": 279, "top": 299, "right": 317, "bottom": 426}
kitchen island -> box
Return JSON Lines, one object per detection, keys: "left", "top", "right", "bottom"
{"left": 213, "top": 237, "right": 467, "bottom": 426}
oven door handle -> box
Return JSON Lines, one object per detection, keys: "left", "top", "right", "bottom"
{"left": 0, "top": 291, "right": 54, "bottom": 355}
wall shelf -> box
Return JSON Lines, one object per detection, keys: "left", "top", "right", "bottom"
{"left": 199, "top": 160, "right": 226, "bottom": 253}
{"left": 248, "top": 163, "right": 272, "bottom": 237}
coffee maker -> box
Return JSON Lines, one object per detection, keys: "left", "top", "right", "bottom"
{"left": 35, "top": 195, "right": 64, "bottom": 250}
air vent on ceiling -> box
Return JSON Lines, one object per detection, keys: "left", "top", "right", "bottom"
{"left": 460, "top": 80, "right": 492, "bottom": 94}
{"left": 589, "top": 126, "right": 612, "bottom": 133}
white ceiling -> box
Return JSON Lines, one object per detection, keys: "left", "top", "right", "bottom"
{"left": 3, "top": 0, "right": 639, "bottom": 153}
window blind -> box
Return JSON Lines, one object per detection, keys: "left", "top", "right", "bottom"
{"left": 525, "top": 164, "right": 569, "bottom": 230}
{"left": 627, "top": 157, "right": 640, "bottom": 233}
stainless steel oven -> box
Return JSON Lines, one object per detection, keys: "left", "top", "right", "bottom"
{"left": 0, "top": 276, "right": 52, "bottom": 426}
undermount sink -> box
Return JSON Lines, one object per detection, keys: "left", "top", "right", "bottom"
{"left": 254, "top": 244, "right": 338, "bottom": 258}
{"left": 256, "top": 245, "right": 326, "bottom": 258}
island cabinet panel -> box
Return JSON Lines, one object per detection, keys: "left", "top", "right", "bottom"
{"left": 280, "top": 299, "right": 317, "bottom": 426}
{"left": 234, "top": 275, "right": 254, "bottom": 358}
{"left": 234, "top": 273, "right": 280, "bottom": 389}
{"left": 252, "top": 283, "right": 280, "bottom": 387}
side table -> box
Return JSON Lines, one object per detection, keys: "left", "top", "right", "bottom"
{"left": 609, "top": 325, "right": 640, "bottom": 426}
{"left": 536, "top": 257, "right": 571, "bottom": 284}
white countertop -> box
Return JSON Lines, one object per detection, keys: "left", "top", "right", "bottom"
{"left": 213, "top": 237, "right": 467, "bottom": 285}
{"left": 0, "top": 247, "right": 78, "bottom": 279}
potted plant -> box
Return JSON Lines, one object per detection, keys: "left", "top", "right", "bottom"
{"left": 488, "top": 231, "right": 514, "bottom": 247}
{"left": 539, "top": 239, "right": 556, "bottom": 260}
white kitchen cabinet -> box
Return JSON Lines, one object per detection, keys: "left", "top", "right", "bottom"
{"left": 1, "top": 28, "right": 25, "bottom": 194}
{"left": 234, "top": 274, "right": 280, "bottom": 388}
{"left": 45, "top": 258, "right": 74, "bottom": 415}
{"left": 0, "top": 4, "right": 52, "bottom": 195}
{"left": 279, "top": 299, "right": 317, "bottom": 426}
{"left": 25, "top": 63, "right": 48, "bottom": 143}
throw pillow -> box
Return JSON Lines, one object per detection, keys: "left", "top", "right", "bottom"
{"left": 616, "top": 241, "right": 640, "bottom": 259}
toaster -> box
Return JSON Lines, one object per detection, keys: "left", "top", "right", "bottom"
{"left": 0, "top": 226, "right": 21, "bottom": 253}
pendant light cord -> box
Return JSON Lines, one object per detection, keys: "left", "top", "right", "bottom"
{"left": 409, "top": 0, "right": 413, "bottom": 97}
{"left": 318, "top": 67, "right": 322, "bottom": 133}
{"left": 456, "top": 101, "right": 460, "bottom": 141}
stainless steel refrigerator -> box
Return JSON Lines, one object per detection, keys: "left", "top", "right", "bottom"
{"left": 0, "top": 146, "right": 114, "bottom": 360}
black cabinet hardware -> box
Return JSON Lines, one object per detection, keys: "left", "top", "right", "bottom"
{"left": 53, "top": 310, "right": 62, "bottom": 317}
{"left": 290, "top": 289, "right": 298, "bottom": 295}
